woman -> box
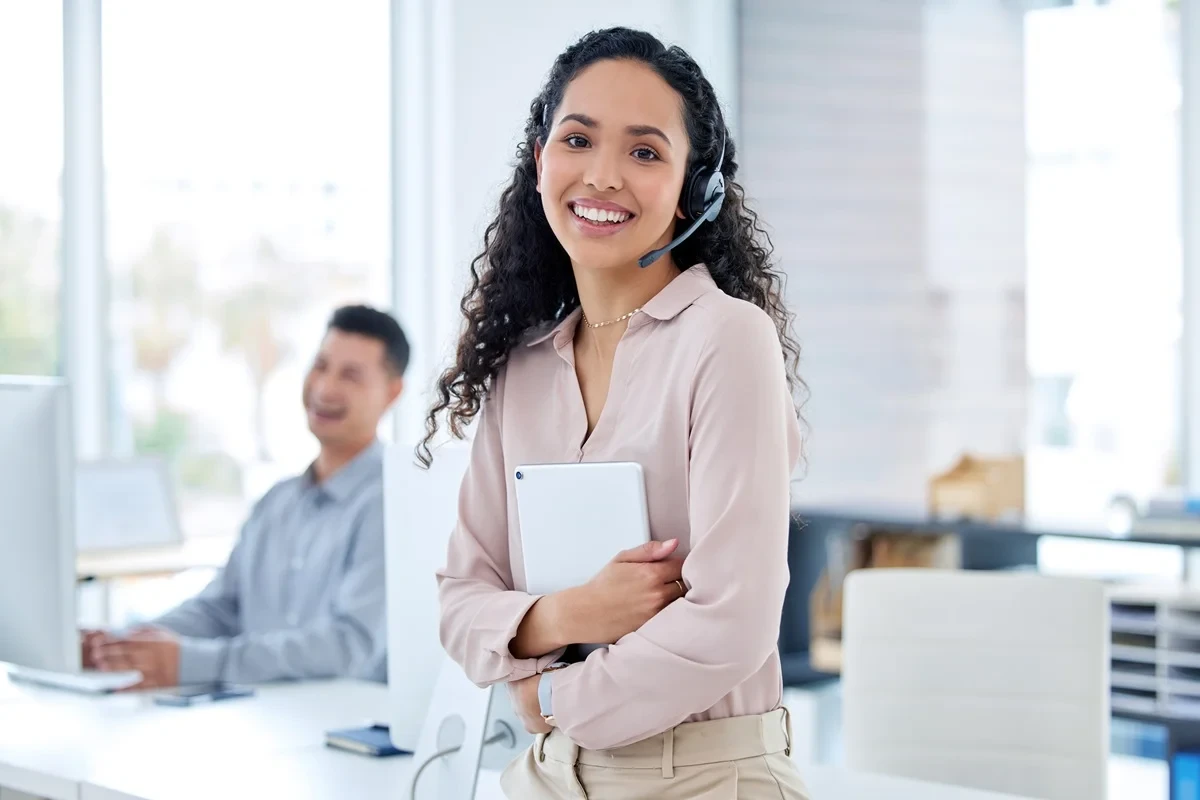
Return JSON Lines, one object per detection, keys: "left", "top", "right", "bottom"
{"left": 426, "top": 27, "right": 808, "bottom": 799}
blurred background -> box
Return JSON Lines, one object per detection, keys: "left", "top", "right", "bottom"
{"left": 3, "top": 0, "right": 1191, "bottom": 575}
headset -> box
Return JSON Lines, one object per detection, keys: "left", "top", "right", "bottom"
{"left": 638, "top": 129, "right": 726, "bottom": 268}
{"left": 542, "top": 102, "right": 727, "bottom": 269}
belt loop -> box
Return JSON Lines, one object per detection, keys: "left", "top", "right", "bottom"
{"left": 661, "top": 726, "right": 675, "bottom": 779}
{"left": 781, "top": 707, "right": 793, "bottom": 757}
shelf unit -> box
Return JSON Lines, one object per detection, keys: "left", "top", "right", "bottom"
{"left": 1111, "top": 586, "right": 1200, "bottom": 721}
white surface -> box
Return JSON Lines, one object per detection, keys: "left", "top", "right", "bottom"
{"left": 0, "top": 379, "right": 77, "bottom": 674}
{"left": 842, "top": 569, "right": 1110, "bottom": 800}
{"left": 0, "top": 677, "right": 386, "bottom": 798}
{"left": 75, "top": 536, "right": 234, "bottom": 581}
{"left": 7, "top": 666, "right": 138, "bottom": 694}
{"left": 516, "top": 461, "right": 650, "bottom": 595}
{"left": 1109, "top": 754, "right": 1169, "bottom": 800}
{"left": 74, "top": 459, "right": 181, "bottom": 552}
{"left": 802, "top": 763, "right": 1038, "bottom": 799}
{"left": 81, "top": 760, "right": 1046, "bottom": 800}
{"left": 0, "top": 671, "right": 1076, "bottom": 800}
{"left": 384, "top": 441, "right": 472, "bottom": 752}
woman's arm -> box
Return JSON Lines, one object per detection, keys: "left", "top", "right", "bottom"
{"left": 436, "top": 368, "right": 568, "bottom": 685}
{"left": 510, "top": 590, "right": 577, "bottom": 659}
{"left": 545, "top": 306, "right": 802, "bottom": 751}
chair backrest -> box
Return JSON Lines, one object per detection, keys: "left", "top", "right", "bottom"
{"left": 842, "top": 569, "right": 1109, "bottom": 800}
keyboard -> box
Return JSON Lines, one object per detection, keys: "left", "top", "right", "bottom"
{"left": 8, "top": 665, "right": 142, "bottom": 694}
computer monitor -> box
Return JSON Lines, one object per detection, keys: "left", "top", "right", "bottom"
{"left": 383, "top": 439, "right": 530, "bottom": 767}
{"left": 75, "top": 457, "right": 183, "bottom": 552}
{"left": 0, "top": 377, "right": 140, "bottom": 692}
{"left": 0, "top": 377, "right": 77, "bottom": 672}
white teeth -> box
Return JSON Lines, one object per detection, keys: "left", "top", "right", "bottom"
{"left": 572, "top": 205, "right": 630, "bottom": 224}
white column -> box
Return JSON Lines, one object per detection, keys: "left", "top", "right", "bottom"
{"left": 390, "top": 0, "right": 438, "bottom": 449}
{"left": 61, "top": 0, "right": 108, "bottom": 459}
{"left": 1183, "top": 0, "right": 1200, "bottom": 496}
{"left": 684, "top": 0, "right": 741, "bottom": 140}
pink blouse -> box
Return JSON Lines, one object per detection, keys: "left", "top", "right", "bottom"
{"left": 436, "top": 264, "right": 802, "bottom": 751}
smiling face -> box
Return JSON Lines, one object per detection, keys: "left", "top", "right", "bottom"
{"left": 302, "top": 329, "right": 402, "bottom": 451}
{"left": 535, "top": 58, "right": 691, "bottom": 272}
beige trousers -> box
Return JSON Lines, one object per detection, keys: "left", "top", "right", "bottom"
{"left": 499, "top": 708, "right": 811, "bottom": 799}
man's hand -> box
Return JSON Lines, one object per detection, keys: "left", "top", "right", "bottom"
{"left": 509, "top": 673, "right": 552, "bottom": 735}
{"left": 80, "top": 629, "right": 112, "bottom": 669}
{"left": 94, "top": 625, "right": 182, "bottom": 689}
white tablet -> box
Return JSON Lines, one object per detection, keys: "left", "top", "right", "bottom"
{"left": 515, "top": 461, "right": 650, "bottom": 595}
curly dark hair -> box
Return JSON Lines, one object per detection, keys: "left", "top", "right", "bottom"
{"left": 418, "top": 27, "right": 804, "bottom": 467}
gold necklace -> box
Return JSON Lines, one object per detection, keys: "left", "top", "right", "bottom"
{"left": 580, "top": 307, "right": 640, "bottom": 329}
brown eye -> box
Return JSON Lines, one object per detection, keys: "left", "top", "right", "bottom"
{"left": 565, "top": 134, "right": 589, "bottom": 149}
{"left": 632, "top": 147, "right": 659, "bottom": 161}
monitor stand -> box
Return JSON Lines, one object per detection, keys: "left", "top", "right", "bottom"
{"left": 408, "top": 657, "right": 520, "bottom": 800}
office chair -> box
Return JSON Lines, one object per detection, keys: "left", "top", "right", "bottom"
{"left": 842, "top": 569, "right": 1108, "bottom": 800}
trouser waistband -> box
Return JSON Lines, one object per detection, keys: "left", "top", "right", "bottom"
{"left": 537, "top": 708, "right": 792, "bottom": 779}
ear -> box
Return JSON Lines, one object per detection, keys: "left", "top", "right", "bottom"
{"left": 534, "top": 140, "right": 544, "bottom": 193}
{"left": 386, "top": 376, "right": 404, "bottom": 407}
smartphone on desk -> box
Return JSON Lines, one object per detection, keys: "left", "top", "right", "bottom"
{"left": 152, "top": 683, "right": 255, "bottom": 707}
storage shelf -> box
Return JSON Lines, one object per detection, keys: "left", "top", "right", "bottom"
{"left": 1109, "top": 588, "right": 1200, "bottom": 723}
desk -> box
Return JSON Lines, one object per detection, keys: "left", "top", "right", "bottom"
{"left": 0, "top": 675, "right": 1038, "bottom": 800}
{"left": 76, "top": 537, "right": 234, "bottom": 581}
{"left": 74, "top": 537, "right": 234, "bottom": 625}
{"left": 79, "top": 752, "right": 1040, "bottom": 800}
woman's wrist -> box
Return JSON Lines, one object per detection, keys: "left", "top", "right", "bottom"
{"left": 512, "top": 587, "right": 590, "bottom": 659}
{"left": 539, "top": 586, "right": 590, "bottom": 649}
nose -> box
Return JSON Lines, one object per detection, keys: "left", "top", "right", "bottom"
{"left": 310, "top": 372, "right": 335, "bottom": 402}
{"left": 582, "top": 145, "right": 622, "bottom": 193}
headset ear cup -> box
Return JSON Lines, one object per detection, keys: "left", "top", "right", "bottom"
{"left": 704, "top": 173, "right": 726, "bottom": 222}
{"left": 684, "top": 168, "right": 712, "bottom": 221}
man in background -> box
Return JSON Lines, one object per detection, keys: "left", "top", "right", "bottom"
{"left": 84, "top": 305, "right": 409, "bottom": 688}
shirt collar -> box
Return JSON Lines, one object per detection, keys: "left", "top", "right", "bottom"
{"left": 638, "top": 263, "right": 716, "bottom": 322}
{"left": 305, "top": 438, "right": 384, "bottom": 502}
{"left": 524, "top": 264, "right": 716, "bottom": 348}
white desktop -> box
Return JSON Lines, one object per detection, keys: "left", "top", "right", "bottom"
{"left": 383, "top": 439, "right": 530, "bottom": 789}
{"left": 0, "top": 376, "right": 139, "bottom": 692}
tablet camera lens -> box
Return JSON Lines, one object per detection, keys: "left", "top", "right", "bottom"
{"left": 515, "top": 471, "right": 523, "bottom": 480}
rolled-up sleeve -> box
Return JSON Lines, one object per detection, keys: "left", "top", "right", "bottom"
{"left": 437, "top": 368, "right": 564, "bottom": 686}
{"left": 549, "top": 306, "right": 801, "bottom": 751}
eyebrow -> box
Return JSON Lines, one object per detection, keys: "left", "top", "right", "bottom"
{"left": 558, "top": 113, "right": 673, "bottom": 147}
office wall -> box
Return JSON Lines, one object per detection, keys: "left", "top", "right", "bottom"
{"left": 392, "top": 0, "right": 739, "bottom": 444}
{"left": 741, "top": 0, "right": 1026, "bottom": 508}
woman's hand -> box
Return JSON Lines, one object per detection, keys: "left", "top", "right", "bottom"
{"left": 510, "top": 674, "right": 553, "bottom": 735}
{"left": 510, "top": 539, "right": 687, "bottom": 659}
{"left": 571, "top": 538, "right": 687, "bottom": 645}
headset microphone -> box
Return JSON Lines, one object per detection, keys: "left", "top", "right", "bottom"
{"left": 638, "top": 130, "right": 727, "bottom": 269}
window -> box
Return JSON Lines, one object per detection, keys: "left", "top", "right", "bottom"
{"left": 0, "top": 1, "right": 62, "bottom": 376}
{"left": 102, "top": 1, "right": 391, "bottom": 537}
{"left": 1025, "top": 1, "right": 1182, "bottom": 536}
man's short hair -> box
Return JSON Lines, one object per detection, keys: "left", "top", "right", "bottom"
{"left": 328, "top": 305, "right": 410, "bottom": 377}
